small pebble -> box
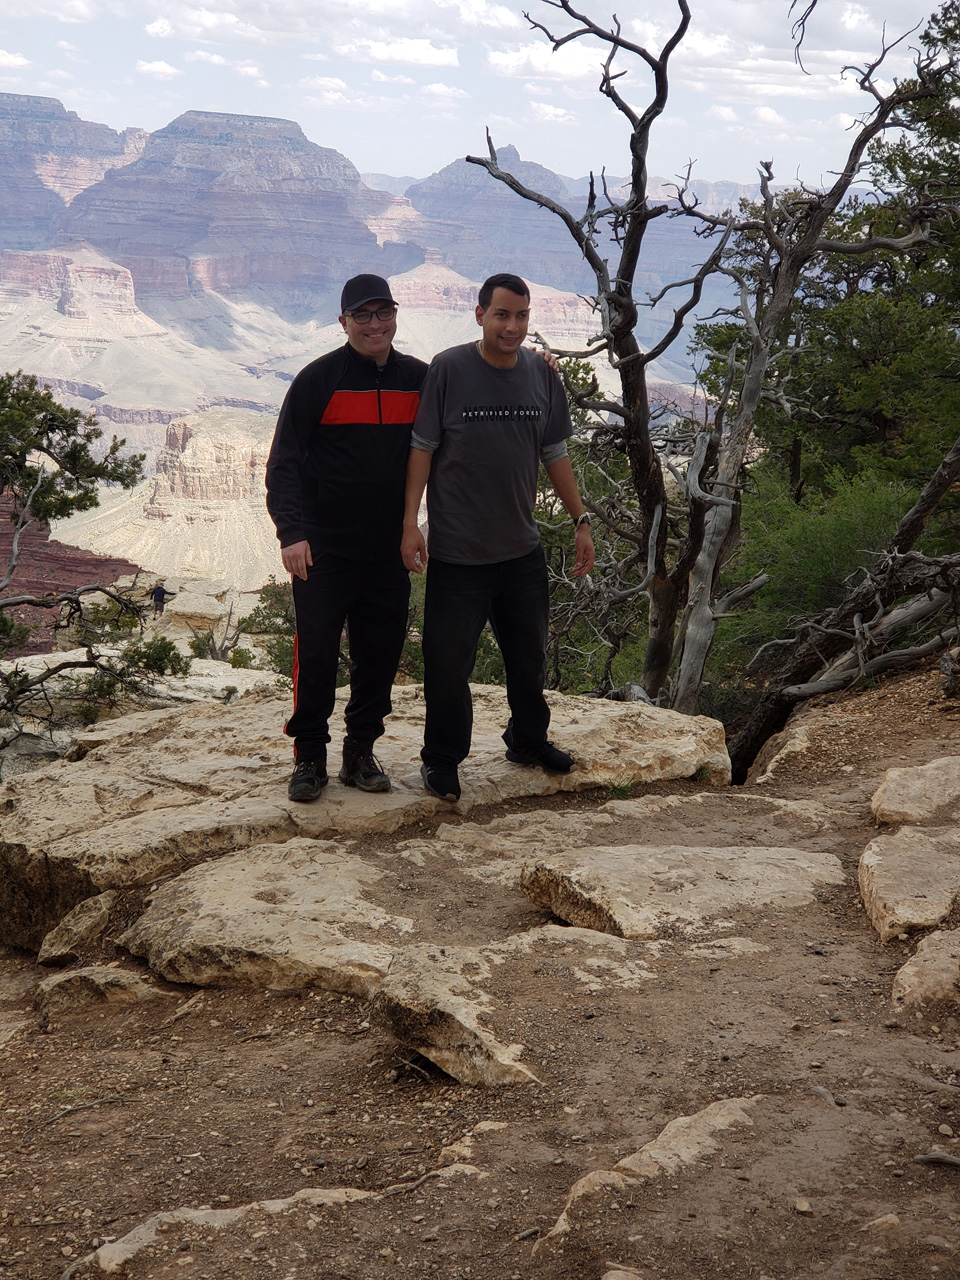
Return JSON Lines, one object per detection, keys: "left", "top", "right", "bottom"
{"left": 794, "top": 1198, "right": 813, "bottom": 1215}
{"left": 939, "top": 1124, "right": 954, "bottom": 1137}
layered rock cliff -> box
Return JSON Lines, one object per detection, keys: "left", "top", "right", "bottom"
{"left": 63, "top": 110, "right": 424, "bottom": 302}
{"left": 55, "top": 412, "right": 281, "bottom": 590}
{"left": 0, "top": 93, "right": 145, "bottom": 251}
{"left": 405, "top": 145, "right": 594, "bottom": 294}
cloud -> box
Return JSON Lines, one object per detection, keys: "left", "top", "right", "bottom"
{"left": 755, "top": 106, "right": 787, "bottom": 125}
{"left": 300, "top": 75, "right": 349, "bottom": 91}
{"left": 337, "top": 37, "right": 458, "bottom": 66}
{"left": 371, "top": 69, "right": 415, "bottom": 83}
{"left": 185, "top": 49, "right": 264, "bottom": 78}
{"left": 841, "top": 4, "right": 870, "bottom": 29}
{"left": 530, "top": 101, "right": 574, "bottom": 124}
{"left": 710, "top": 105, "right": 738, "bottom": 123}
{"left": 26, "top": 0, "right": 96, "bottom": 20}
{"left": 136, "top": 59, "right": 183, "bottom": 80}
{"left": 44, "top": 68, "right": 74, "bottom": 81}
{"left": 185, "top": 50, "right": 229, "bottom": 65}
{"left": 0, "top": 50, "right": 31, "bottom": 69}
{"left": 422, "top": 81, "right": 469, "bottom": 99}
{"left": 145, "top": 8, "right": 268, "bottom": 43}
{"left": 488, "top": 41, "right": 603, "bottom": 83}
{"left": 436, "top": 0, "right": 520, "bottom": 29}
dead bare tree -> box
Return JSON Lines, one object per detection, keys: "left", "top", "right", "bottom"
{"left": 468, "top": 0, "right": 732, "bottom": 696}
{"left": 468, "top": 2, "right": 953, "bottom": 711}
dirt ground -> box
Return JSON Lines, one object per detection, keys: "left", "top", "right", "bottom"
{"left": 3, "top": 658, "right": 960, "bottom": 1280}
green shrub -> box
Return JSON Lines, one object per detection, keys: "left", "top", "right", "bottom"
{"left": 229, "top": 648, "right": 254, "bottom": 669}
{"left": 122, "top": 636, "right": 192, "bottom": 677}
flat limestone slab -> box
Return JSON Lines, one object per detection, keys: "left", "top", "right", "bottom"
{"left": 0, "top": 684, "right": 729, "bottom": 949}
{"left": 519, "top": 844, "right": 846, "bottom": 938}
{"left": 871, "top": 756, "right": 960, "bottom": 824}
{"left": 858, "top": 827, "right": 960, "bottom": 943}
{"left": 120, "top": 838, "right": 411, "bottom": 998}
{"left": 892, "top": 930, "right": 960, "bottom": 1009}
{"left": 394, "top": 791, "right": 844, "bottom": 885}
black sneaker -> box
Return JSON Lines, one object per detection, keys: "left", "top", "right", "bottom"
{"left": 339, "top": 736, "right": 391, "bottom": 793}
{"left": 420, "top": 761, "right": 461, "bottom": 802}
{"left": 505, "top": 740, "right": 574, "bottom": 774}
{"left": 288, "top": 758, "right": 328, "bottom": 802}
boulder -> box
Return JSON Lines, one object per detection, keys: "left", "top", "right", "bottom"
{"left": 119, "top": 838, "right": 408, "bottom": 997}
{"left": 519, "top": 844, "right": 845, "bottom": 939}
{"left": 370, "top": 945, "right": 540, "bottom": 1086}
{"left": 35, "top": 965, "right": 164, "bottom": 1015}
{"left": 858, "top": 827, "right": 960, "bottom": 943}
{"left": 0, "top": 728, "right": 72, "bottom": 781}
{"left": 871, "top": 756, "right": 960, "bottom": 824}
{"left": 891, "top": 930, "right": 960, "bottom": 1009}
{"left": 38, "top": 890, "right": 117, "bottom": 966}
{"left": 746, "top": 723, "right": 811, "bottom": 784}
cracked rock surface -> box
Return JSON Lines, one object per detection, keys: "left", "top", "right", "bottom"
{"left": 1, "top": 660, "right": 960, "bottom": 1279}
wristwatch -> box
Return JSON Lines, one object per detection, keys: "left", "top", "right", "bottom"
{"left": 574, "top": 513, "right": 592, "bottom": 529}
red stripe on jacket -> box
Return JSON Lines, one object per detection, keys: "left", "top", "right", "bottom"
{"left": 320, "top": 389, "right": 420, "bottom": 426}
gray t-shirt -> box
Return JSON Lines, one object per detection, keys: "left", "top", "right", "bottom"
{"left": 411, "top": 343, "right": 572, "bottom": 564}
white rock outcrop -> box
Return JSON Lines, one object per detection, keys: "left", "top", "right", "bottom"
{"left": 891, "top": 930, "right": 960, "bottom": 1010}
{"left": 120, "top": 838, "right": 409, "bottom": 997}
{"left": 371, "top": 945, "right": 541, "bottom": 1086}
{"left": 519, "top": 844, "right": 845, "bottom": 938}
{"left": 858, "top": 827, "right": 960, "bottom": 943}
{"left": 871, "top": 756, "right": 960, "bottom": 825}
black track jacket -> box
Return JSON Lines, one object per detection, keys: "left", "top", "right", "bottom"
{"left": 266, "top": 341, "right": 427, "bottom": 561}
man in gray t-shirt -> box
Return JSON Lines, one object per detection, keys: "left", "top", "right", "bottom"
{"left": 401, "top": 272, "right": 595, "bottom": 803}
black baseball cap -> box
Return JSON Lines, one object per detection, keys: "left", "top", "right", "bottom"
{"left": 340, "top": 274, "right": 397, "bottom": 313}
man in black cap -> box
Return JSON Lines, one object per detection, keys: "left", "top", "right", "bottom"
{"left": 265, "top": 274, "right": 428, "bottom": 801}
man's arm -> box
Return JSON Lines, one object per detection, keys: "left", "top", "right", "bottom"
{"left": 545, "top": 455, "right": 595, "bottom": 578}
{"left": 401, "top": 447, "right": 433, "bottom": 573}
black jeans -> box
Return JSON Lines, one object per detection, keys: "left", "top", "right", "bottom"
{"left": 285, "top": 551, "right": 410, "bottom": 761}
{"left": 421, "top": 546, "right": 550, "bottom": 766}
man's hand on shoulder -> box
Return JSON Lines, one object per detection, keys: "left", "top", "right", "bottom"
{"left": 281, "top": 539, "right": 313, "bottom": 581}
{"left": 530, "top": 346, "right": 560, "bottom": 374}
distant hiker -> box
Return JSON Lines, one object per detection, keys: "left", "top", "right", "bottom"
{"left": 151, "top": 583, "right": 176, "bottom": 619}
{"left": 401, "top": 272, "right": 594, "bottom": 804}
{"left": 265, "top": 274, "right": 428, "bottom": 802}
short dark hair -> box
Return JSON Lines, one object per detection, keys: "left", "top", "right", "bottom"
{"left": 478, "top": 273, "right": 530, "bottom": 310}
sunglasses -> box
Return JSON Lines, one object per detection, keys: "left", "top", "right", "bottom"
{"left": 346, "top": 306, "right": 398, "bottom": 324}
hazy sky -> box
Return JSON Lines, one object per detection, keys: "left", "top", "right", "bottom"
{"left": 1, "top": 1, "right": 937, "bottom": 184}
